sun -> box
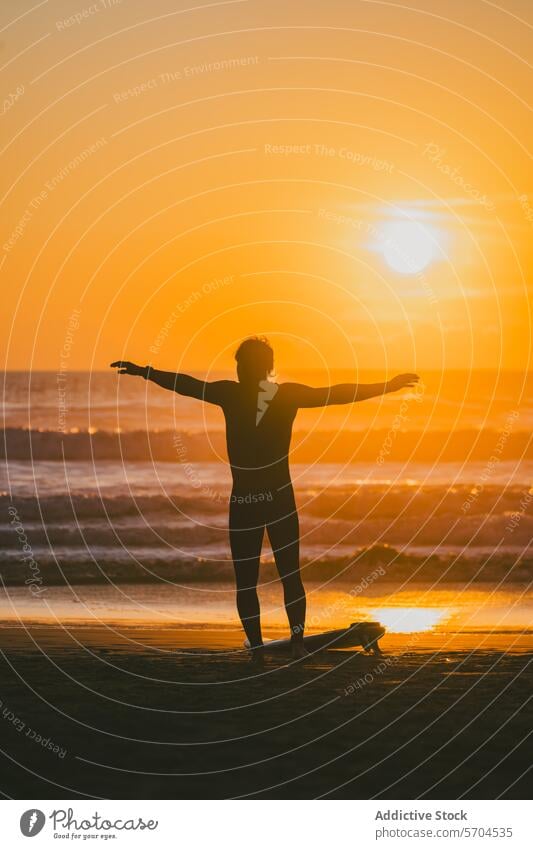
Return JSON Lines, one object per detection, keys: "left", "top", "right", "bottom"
{"left": 378, "top": 218, "right": 442, "bottom": 274}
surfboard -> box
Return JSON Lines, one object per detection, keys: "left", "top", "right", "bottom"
{"left": 246, "top": 621, "right": 385, "bottom": 656}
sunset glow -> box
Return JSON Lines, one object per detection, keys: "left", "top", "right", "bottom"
{"left": 0, "top": 2, "right": 530, "bottom": 376}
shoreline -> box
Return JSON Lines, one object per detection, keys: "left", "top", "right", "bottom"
{"left": 0, "top": 623, "right": 531, "bottom": 655}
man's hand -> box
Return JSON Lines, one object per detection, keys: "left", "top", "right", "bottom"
{"left": 387, "top": 373, "right": 420, "bottom": 392}
{"left": 110, "top": 361, "right": 146, "bottom": 377}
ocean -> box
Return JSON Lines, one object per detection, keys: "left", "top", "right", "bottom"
{"left": 2, "top": 371, "right": 532, "bottom": 641}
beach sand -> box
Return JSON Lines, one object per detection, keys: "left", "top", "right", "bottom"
{"left": 0, "top": 623, "right": 530, "bottom": 800}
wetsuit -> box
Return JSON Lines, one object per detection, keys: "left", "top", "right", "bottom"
{"left": 200, "top": 379, "right": 304, "bottom": 649}
{"left": 144, "top": 370, "right": 384, "bottom": 648}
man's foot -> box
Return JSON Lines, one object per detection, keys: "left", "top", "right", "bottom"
{"left": 250, "top": 645, "right": 265, "bottom": 667}
{"left": 290, "top": 639, "right": 309, "bottom": 660}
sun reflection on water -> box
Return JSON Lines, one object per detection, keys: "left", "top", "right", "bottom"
{"left": 370, "top": 607, "right": 451, "bottom": 633}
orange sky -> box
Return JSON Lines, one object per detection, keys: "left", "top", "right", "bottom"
{"left": 1, "top": 0, "right": 532, "bottom": 375}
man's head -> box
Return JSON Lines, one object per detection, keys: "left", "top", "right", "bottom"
{"left": 235, "top": 336, "right": 274, "bottom": 384}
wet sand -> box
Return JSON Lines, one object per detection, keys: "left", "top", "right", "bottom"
{"left": 0, "top": 623, "right": 530, "bottom": 799}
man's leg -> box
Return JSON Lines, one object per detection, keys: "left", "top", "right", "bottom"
{"left": 229, "top": 502, "right": 265, "bottom": 657}
{"left": 266, "top": 502, "right": 307, "bottom": 657}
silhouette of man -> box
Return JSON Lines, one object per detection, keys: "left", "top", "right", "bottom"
{"left": 111, "top": 339, "right": 418, "bottom": 662}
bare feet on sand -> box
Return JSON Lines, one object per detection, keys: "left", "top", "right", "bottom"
{"left": 291, "top": 639, "right": 310, "bottom": 660}
{"left": 250, "top": 645, "right": 265, "bottom": 667}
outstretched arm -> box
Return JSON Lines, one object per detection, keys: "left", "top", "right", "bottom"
{"left": 110, "top": 361, "right": 228, "bottom": 404}
{"left": 287, "top": 373, "right": 419, "bottom": 408}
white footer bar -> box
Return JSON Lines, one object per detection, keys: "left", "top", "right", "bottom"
{"left": 1, "top": 799, "right": 529, "bottom": 848}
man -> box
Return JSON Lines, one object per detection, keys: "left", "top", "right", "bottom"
{"left": 111, "top": 338, "right": 418, "bottom": 662}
